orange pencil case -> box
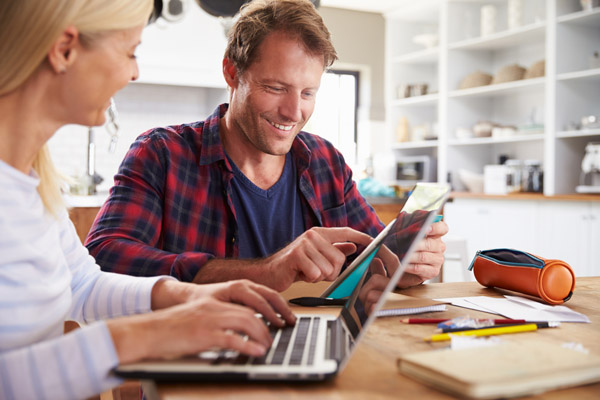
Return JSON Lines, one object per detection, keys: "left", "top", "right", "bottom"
{"left": 468, "top": 248, "right": 575, "bottom": 305}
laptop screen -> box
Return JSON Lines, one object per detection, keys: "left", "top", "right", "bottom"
{"left": 339, "top": 183, "right": 449, "bottom": 361}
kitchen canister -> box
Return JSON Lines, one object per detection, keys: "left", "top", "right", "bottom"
{"left": 480, "top": 5, "right": 497, "bottom": 36}
{"left": 508, "top": 0, "right": 523, "bottom": 30}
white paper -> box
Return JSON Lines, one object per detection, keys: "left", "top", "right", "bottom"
{"left": 450, "top": 335, "right": 503, "bottom": 350}
{"left": 463, "top": 296, "right": 590, "bottom": 323}
{"left": 433, "top": 297, "right": 501, "bottom": 314}
{"left": 434, "top": 295, "right": 590, "bottom": 323}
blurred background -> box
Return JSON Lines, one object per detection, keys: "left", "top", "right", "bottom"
{"left": 53, "top": 0, "right": 600, "bottom": 281}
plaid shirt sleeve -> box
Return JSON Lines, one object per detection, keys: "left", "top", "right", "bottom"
{"left": 85, "top": 125, "right": 223, "bottom": 282}
{"left": 296, "top": 132, "right": 384, "bottom": 238}
{"left": 86, "top": 108, "right": 384, "bottom": 283}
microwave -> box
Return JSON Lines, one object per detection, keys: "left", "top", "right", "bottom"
{"left": 396, "top": 155, "right": 436, "bottom": 185}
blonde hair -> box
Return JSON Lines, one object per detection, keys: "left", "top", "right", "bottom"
{"left": 0, "top": 0, "right": 152, "bottom": 215}
{"left": 225, "top": 0, "right": 337, "bottom": 75}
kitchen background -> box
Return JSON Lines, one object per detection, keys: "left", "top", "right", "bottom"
{"left": 49, "top": 1, "right": 387, "bottom": 195}
{"left": 51, "top": 0, "right": 600, "bottom": 280}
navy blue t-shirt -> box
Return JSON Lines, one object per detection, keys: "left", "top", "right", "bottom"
{"left": 227, "top": 152, "right": 305, "bottom": 259}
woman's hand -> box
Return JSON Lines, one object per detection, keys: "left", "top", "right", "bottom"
{"left": 151, "top": 279, "right": 296, "bottom": 328}
{"left": 193, "top": 279, "right": 297, "bottom": 328}
{"left": 108, "top": 296, "right": 282, "bottom": 363}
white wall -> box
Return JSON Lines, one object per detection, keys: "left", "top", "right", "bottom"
{"left": 48, "top": 84, "right": 226, "bottom": 193}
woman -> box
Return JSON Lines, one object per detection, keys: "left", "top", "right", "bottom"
{"left": 0, "top": 1, "right": 295, "bottom": 399}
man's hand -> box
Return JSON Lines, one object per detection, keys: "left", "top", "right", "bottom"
{"left": 193, "top": 227, "right": 373, "bottom": 292}
{"left": 396, "top": 220, "right": 449, "bottom": 288}
{"left": 262, "top": 227, "right": 374, "bottom": 291}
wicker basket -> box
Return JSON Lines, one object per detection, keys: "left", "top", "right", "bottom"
{"left": 459, "top": 70, "right": 493, "bottom": 90}
{"left": 525, "top": 59, "right": 545, "bottom": 79}
{"left": 492, "top": 64, "right": 526, "bottom": 84}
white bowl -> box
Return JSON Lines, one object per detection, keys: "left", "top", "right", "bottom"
{"left": 412, "top": 34, "right": 439, "bottom": 49}
{"left": 458, "top": 169, "right": 484, "bottom": 193}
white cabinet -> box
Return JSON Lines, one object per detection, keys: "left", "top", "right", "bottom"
{"left": 443, "top": 198, "right": 539, "bottom": 262}
{"left": 538, "top": 200, "right": 600, "bottom": 277}
{"left": 445, "top": 197, "right": 600, "bottom": 278}
{"left": 384, "top": 0, "right": 600, "bottom": 196}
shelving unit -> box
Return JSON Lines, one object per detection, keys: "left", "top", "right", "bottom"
{"left": 448, "top": 76, "right": 545, "bottom": 98}
{"left": 391, "top": 93, "right": 439, "bottom": 107}
{"left": 392, "top": 140, "right": 439, "bottom": 150}
{"left": 448, "top": 21, "right": 546, "bottom": 51}
{"left": 384, "top": 0, "right": 600, "bottom": 195}
{"left": 391, "top": 47, "right": 440, "bottom": 64}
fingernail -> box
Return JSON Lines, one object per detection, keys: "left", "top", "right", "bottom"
{"left": 253, "top": 343, "right": 267, "bottom": 356}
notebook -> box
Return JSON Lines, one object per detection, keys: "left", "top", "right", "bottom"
{"left": 398, "top": 340, "right": 600, "bottom": 399}
{"left": 114, "top": 182, "right": 450, "bottom": 382}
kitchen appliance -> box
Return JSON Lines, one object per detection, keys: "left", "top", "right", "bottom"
{"left": 576, "top": 142, "right": 600, "bottom": 193}
{"left": 396, "top": 155, "right": 436, "bottom": 185}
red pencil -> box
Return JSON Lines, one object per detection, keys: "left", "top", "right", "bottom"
{"left": 400, "top": 318, "right": 527, "bottom": 324}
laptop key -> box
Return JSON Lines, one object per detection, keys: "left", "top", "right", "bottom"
{"left": 251, "top": 326, "right": 279, "bottom": 365}
{"left": 289, "top": 317, "right": 311, "bottom": 365}
{"left": 306, "top": 317, "right": 320, "bottom": 365}
{"left": 270, "top": 325, "right": 295, "bottom": 365}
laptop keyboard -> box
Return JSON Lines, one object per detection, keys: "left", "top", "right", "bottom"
{"left": 212, "top": 316, "right": 320, "bottom": 366}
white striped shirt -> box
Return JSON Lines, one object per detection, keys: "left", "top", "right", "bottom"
{"left": 0, "top": 160, "right": 165, "bottom": 400}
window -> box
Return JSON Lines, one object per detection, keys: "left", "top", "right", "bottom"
{"left": 306, "top": 70, "right": 359, "bottom": 165}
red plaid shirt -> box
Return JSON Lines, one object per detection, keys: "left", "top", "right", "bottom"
{"left": 85, "top": 104, "right": 384, "bottom": 282}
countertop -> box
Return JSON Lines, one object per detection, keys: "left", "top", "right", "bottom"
{"left": 448, "top": 191, "right": 600, "bottom": 202}
{"left": 64, "top": 192, "right": 109, "bottom": 208}
{"left": 63, "top": 191, "right": 600, "bottom": 209}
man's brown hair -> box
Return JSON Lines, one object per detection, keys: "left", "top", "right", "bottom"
{"left": 225, "top": 0, "right": 337, "bottom": 74}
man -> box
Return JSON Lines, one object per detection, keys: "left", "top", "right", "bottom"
{"left": 85, "top": 0, "right": 448, "bottom": 292}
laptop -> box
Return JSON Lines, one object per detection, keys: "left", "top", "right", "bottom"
{"left": 114, "top": 182, "right": 450, "bottom": 382}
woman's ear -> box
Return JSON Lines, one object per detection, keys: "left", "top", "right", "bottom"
{"left": 47, "top": 25, "right": 79, "bottom": 74}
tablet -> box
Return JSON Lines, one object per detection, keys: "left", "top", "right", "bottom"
{"left": 319, "top": 182, "right": 449, "bottom": 299}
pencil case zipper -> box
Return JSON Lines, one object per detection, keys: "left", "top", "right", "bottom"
{"left": 468, "top": 248, "right": 545, "bottom": 271}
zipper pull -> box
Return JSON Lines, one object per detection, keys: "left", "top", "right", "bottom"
{"left": 467, "top": 250, "right": 480, "bottom": 271}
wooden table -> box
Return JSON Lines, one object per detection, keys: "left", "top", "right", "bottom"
{"left": 142, "top": 278, "right": 600, "bottom": 399}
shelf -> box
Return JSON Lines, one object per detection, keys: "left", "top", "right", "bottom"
{"left": 392, "top": 47, "right": 439, "bottom": 65}
{"left": 391, "top": 93, "right": 439, "bottom": 107}
{"left": 557, "top": 7, "right": 600, "bottom": 27}
{"left": 392, "top": 140, "right": 438, "bottom": 150}
{"left": 448, "top": 22, "right": 546, "bottom": 51}
{"left": 557, "top": 129, "right": 600, "bottom": 139}
{"left": 557, "top": 68, "right": 600, "bottom": 83}
{"left": 448, "top": 77, "right": 545, "bottom": 99}
{"left": 385, "top": 1, "right": 596, "bottom": 197}
{"left": 448, "top": 133, "right": 545, "bottom": 146}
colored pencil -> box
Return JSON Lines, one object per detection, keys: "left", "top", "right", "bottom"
{"left": 400, "top": 318, "right": 526, "bottom": 324}
{"left": 439, "top": 321, "right": 558, "bottom": 333}
{"left": 424, "top": 322, "right": 560, "bottom": 342}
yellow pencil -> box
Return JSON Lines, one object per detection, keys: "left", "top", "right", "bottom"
{"left": 424, "top": 323, "right": 539, "bottom": 342}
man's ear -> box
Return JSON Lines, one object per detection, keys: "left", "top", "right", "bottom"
{"left": 47, "top": 25, "right": 79, "bottom": 74}
{"left": 222, "top": 58, "right": 239, "bottom": 89}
